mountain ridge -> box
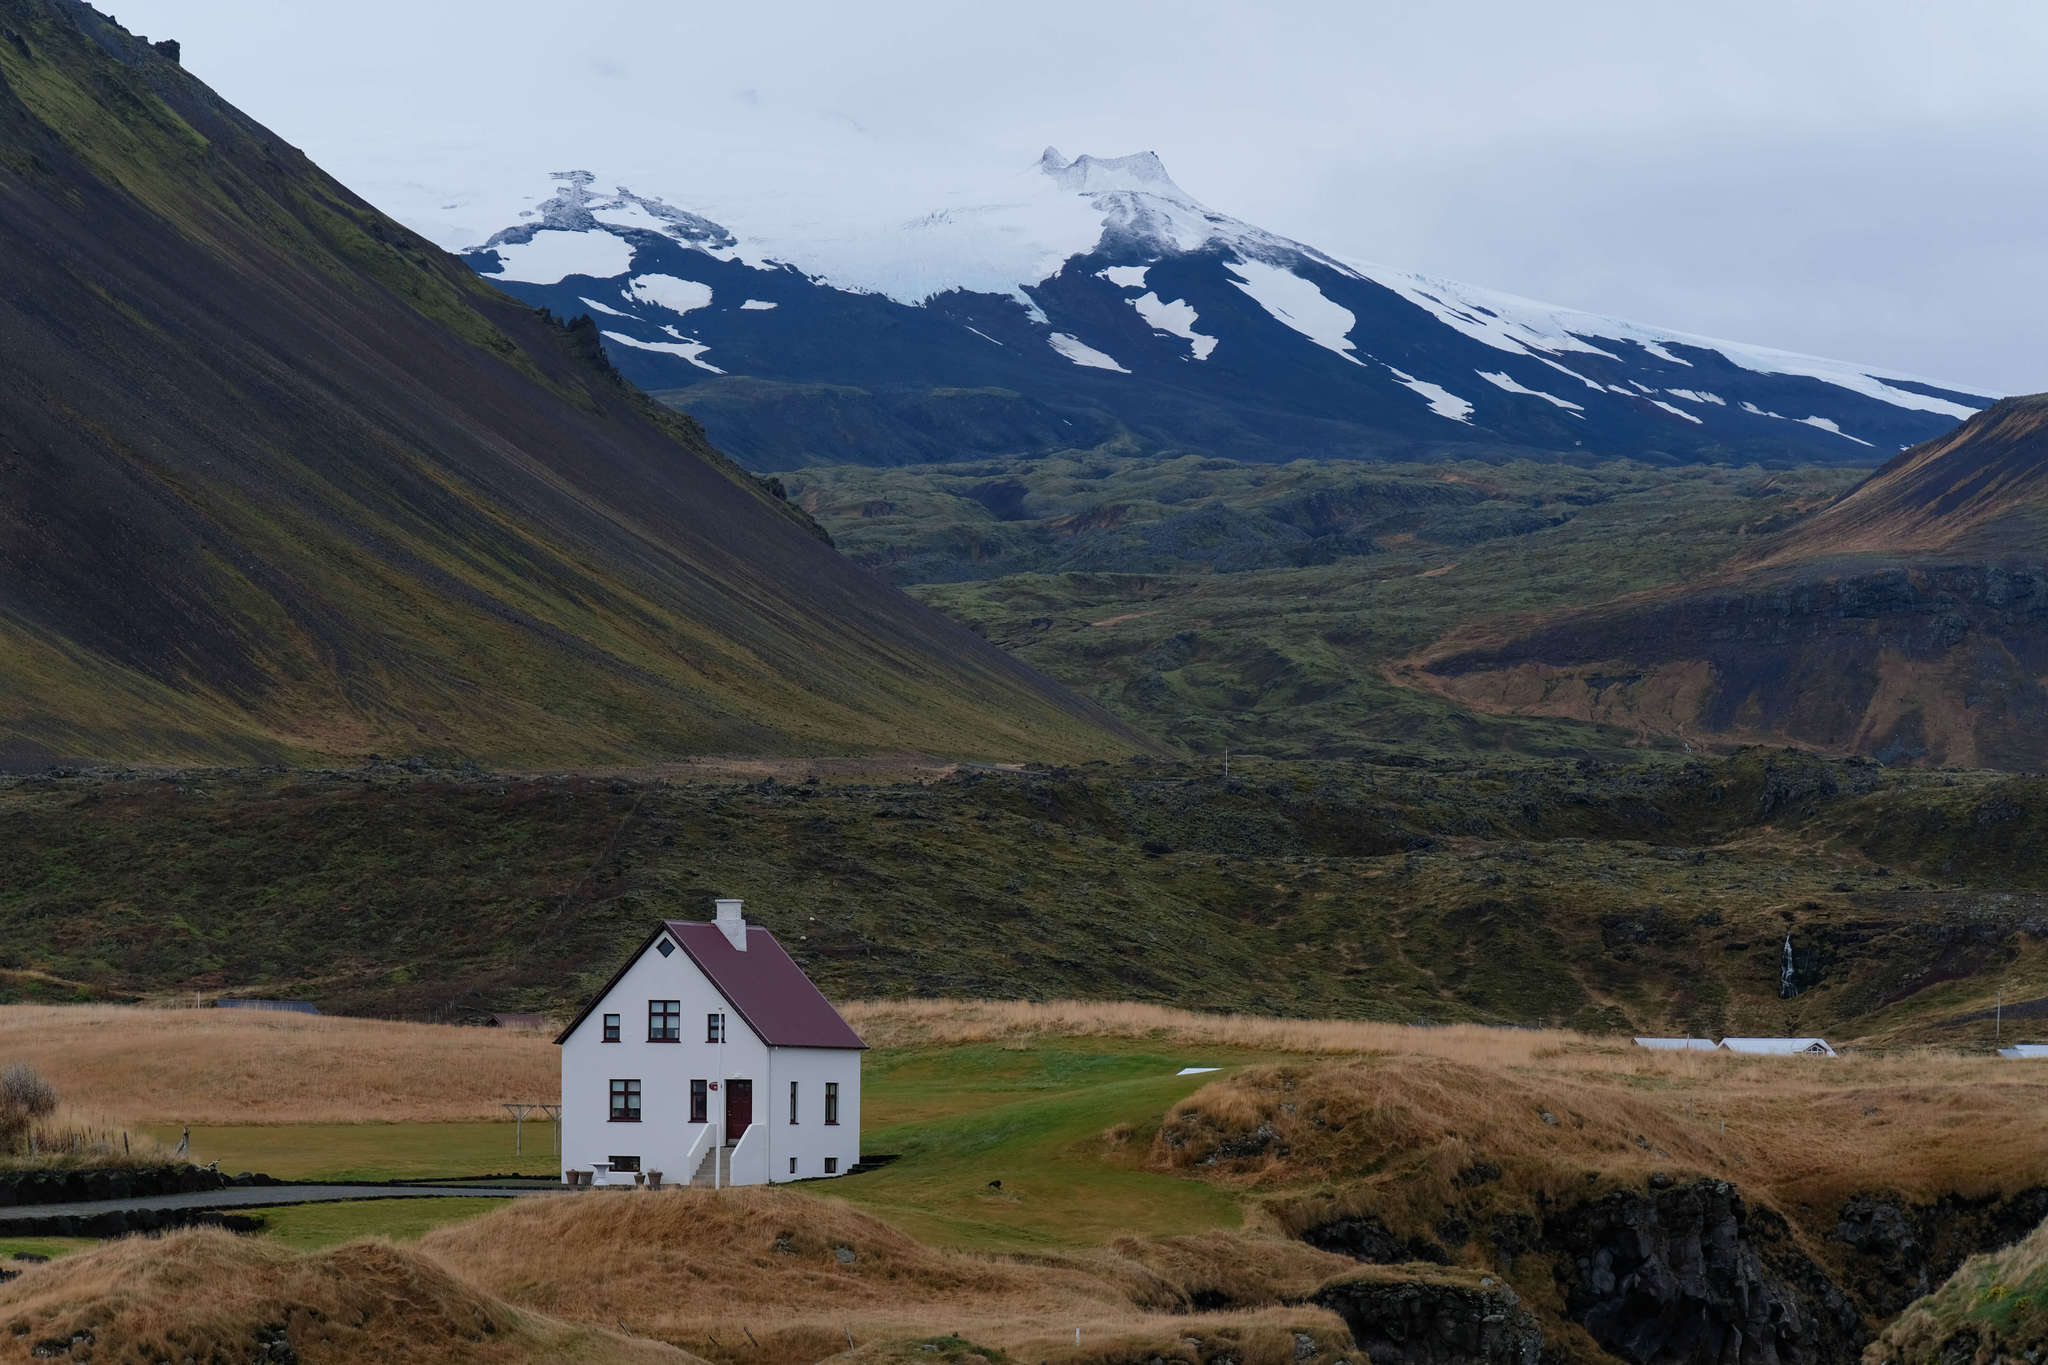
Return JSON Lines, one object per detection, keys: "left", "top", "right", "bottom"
{"left": 443, "top": 149, "right": 1995, "bottom": 470}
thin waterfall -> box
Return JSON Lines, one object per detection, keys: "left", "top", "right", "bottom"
{"left": 1779, "top": 932, "right": 1798, "bottom": 999}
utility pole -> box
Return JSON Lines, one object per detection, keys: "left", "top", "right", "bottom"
{"left": 1996, "top": 986, "right": 2003, "bottom": 1047}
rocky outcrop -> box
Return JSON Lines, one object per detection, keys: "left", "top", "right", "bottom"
{"left": 1832, "top": 1187, "right": 2048, "bottom": 1317}
{"left": 1302, "top": 1214, "right": 1451, "bottom": 1266}
{"left": 1542, "top": 1179, "right": 1865, "bottom": 1365}
{"left": 1312, "top": 1275, "right": 1542, "bottom": 1365}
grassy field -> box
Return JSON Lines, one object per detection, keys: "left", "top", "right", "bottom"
{"left": 838, "top": 1040, "right": 1251, "bottom": 1249}
{"left": 5, "top": 1003, "right": 2048, "bottom": 1363}
{"left": 134, "top": 1122, "right": 559, "bottom": 1182}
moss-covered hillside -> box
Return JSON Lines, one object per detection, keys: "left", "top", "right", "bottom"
{"left": 4, "top": 750, "right": 2046, "bottom": 1042}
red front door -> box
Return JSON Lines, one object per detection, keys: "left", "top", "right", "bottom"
{"left": 725, "top": 1079, "right": 752, "bottom": 1142}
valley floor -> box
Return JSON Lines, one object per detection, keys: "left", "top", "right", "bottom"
{"left": 0, "top": 1004, "right": 2042, "bottom": 1364}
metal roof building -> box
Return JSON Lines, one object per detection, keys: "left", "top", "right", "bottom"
{"left": 1633, "top": 1037, "right": 1718, "bottom": 1051}
{"left": 1717, "top": 1037, "right": 1836, "bottom": 1056}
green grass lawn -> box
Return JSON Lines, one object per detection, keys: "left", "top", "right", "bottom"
{"left": 136, "top": 1121, "right": 560, "bottom": 1182}
{"left": 242, "top": 1196, "right": 513, "bottom": 1250}
{"left": 109, "top": 1041, "right": 1266, "bottom": 1253}
{"left": 0, "top": 1236, "right": 93, "bottom": 1260}
{"left": 833, "top": 1041, "right": 1264, "bottom": 1250}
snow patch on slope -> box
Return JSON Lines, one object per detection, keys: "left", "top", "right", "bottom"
{"left": 603, "top": 329, "right": 724, "bottom": 373}
{"left": 1339, "top": 256, "right": 1982, "bottom": 421}
{"left": 1797, "top": 415, "right": 1874, "bottom": 446}
{"left": 577, "top": 295, "right": 636, "bottom": 319}
{"left": 1386, "top": 366, "right": 1473, "bottom": 423}
{"left": 1226, "top": 258, "right": 1360, "bottom": 364}
{"left": 1650, "top": 399, "right": 1704, "bottom": 424}
{"left": 1048, "top": 332, "right": 1130, "bottom": 373}
{"left": 740, "top": 299, "right": 778, "bottom": 310}
{"left": 628, "top": 275, "right": 714, "bottom": 315}
{"left": 481, "top": 229, "right": 635, "bottom": 285}
{"left": 1098, "top": 265, "right": 1151, "bottom": 289}
{"left": 1132, "top": 293, "right": 1217, "bottom": 360}
{"left": 1478, "top": 370, "right": 1583, "bottom": 412}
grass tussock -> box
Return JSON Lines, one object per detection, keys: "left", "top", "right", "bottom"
{"left": 0, "top": 1226, "right": 698, "bottom": 1363}
{"left": 0, "top": 1006, "right": 553, "bottom": 1123}
{"left": 421, "top": 1187, "right": 1351, "bottom": 1365}
{"left": 1868, "top": 1217, "right": 2048, "bottom": 1364}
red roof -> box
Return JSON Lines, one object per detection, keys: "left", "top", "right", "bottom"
{"left": 555, "top": 920, "right": 865, "bottom": 1050}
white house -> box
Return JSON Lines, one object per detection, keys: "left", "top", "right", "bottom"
{"left": 1717, "top": 1037, "right": 1837, "bottom": 1056}
{"left": 1998, "top": 1045, "right": 2048, "bottom": 1059}
{"left": 555, "top": 900, "right": 864, "bottom": 1187}
{"left": 1633, "top": 1037, "right": 1718, "bottom": 1051}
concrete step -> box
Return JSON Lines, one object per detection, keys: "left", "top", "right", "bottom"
{"left": 687, "top": 1146, "right": 733, "bottom": 1189}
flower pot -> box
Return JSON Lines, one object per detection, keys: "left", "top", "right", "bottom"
{"left": 633, "top": 1171, "right": 646, "bottom": 1187}
{"left": 646, "top": 1172, "right": 663, "bottom": 1191}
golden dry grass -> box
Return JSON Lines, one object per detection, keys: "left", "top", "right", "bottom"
{"left": 840, "top": 998, "right": 1588, "bottom": 1061}
{"left": 1152, "top": 1047, "right": 2048, "bottom": 1267}
{"left": 421, "top": 1188, "right": 1353, "bottom": 1365}
{"left": 0, "top": 1102, "right": 170, "bottom": 1171}
{"left": 0, "top": 1226, "right": 698, "bottom": 1364}
{"left": 0, "top": 1006, "right": 554, "bottom": 1123}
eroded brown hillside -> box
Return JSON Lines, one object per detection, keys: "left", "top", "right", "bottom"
{"left": 1404, "top": 398, "right": 2048, "bottom": 767}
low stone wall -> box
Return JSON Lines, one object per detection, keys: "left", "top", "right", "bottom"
{"left": 0, "top": 1165, "right": 280, "bottom": 1208}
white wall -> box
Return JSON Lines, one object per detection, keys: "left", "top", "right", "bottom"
{"left": 559, "top": 932, "right": 861, "bottom": 1185}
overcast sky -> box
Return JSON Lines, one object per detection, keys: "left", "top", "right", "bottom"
{"left": 117, "top": 0, "right": 2048, "bottom": 393}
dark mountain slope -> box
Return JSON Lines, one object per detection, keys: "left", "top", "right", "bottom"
{"left": 1743, "top": 394, "right": 2048, "bottom": 567}
{"left": 0, "top": 0, "right": 1138, "bottom": 766}
{"left": 1404, "top": 399, "right": 2048, "bottom": 768}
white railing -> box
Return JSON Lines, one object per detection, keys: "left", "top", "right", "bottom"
{"left": 727, "top": 1121, "right": 766, "bottom": 1187}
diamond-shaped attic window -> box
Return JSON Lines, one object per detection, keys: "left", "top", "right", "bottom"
{"left": 656, "top": 939, "right": 676, "bottom": 957}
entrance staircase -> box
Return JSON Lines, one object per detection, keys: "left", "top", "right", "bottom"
{"left": 688, "top": 1144, "right": 733, "bottom": 1189}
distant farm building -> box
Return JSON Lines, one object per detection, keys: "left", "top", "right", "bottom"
{"left": 1998, "top": 1045, "right": 2048, "bottom": 1059}
{"left": 1633, "top": 1037, "right": 1717, "bottom": 1051}
{"left": 212, "top": 999, "right": 320, "bottom": 1015}
{"left": 483, "top": 1012, "right": 547, "bottom": 1030}
{"left": 1718, "top": 1037, "right": 1836, "bottom": 1056}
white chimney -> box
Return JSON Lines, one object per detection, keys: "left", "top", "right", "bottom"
{"left": 714, "top": 898, "right": 747, "bottom": 951}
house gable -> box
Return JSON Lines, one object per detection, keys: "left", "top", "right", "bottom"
{"left": 554, "top": 924, "right": 738, "bottom": 1047}
{"left": 555, "top": 918, "right": 864, "bottom": 1051}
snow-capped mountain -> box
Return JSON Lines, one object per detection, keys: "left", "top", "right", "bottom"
{"left": 458, "top": 150, "right": 1994, "bottom": 471}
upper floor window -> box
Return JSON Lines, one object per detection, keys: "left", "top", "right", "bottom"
{"left": 601, "top": 1014, "right": 620, "bottom": 1043}
{"left": 609, "top": 1078, "right": 641, "bottom": 1122}
{"left": 706, "top": 1012, "right": 726, "bottom": 1044}
{"left": 824, "top": 1081, "right": 840, "bottom": 1126}
{"left": 648, "top": 1000, "right": 680, "bottom": 1042}
{"left": 789, "top": 1080, "right": 799, "bottom": 1123}
{"left": 690, "top": 1079, "right": 707, "bottom": 1123}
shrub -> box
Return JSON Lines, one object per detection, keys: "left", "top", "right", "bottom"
{"left": 0, "top": 1062, "right": 58, "bottom": 1153}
